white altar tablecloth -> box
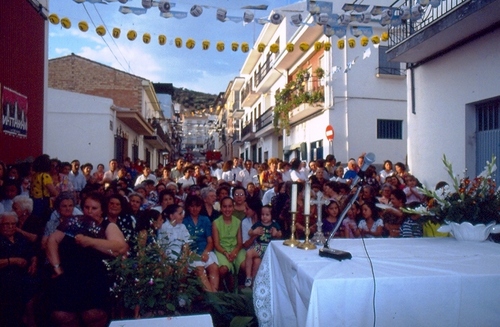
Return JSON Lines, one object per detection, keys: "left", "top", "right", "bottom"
{"left": 253, "top": 238, "right": 500, "bottom": 327}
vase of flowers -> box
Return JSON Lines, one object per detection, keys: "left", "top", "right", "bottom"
{"left": 403, "top": 155, "right": 500, "bottom": 241}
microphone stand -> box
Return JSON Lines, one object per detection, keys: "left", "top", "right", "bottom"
{"left": 318, "top": 152, "right": 375, "bottom": 261}
{"left": 318, "top": 185, "right": 362, "bottom": 260}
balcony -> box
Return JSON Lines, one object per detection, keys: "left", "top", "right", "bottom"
{"left": 240, "top": 120, "right": 255, "bottom": 141}
{"left": 387, "top": 0, "right": 500, "bottom": 63}
{"left": 144, "top": 125, "right": 170, "bottom": 150}
{"left": 241, "top": 80, "right": 260, "bottom": 108}
{"left": 255, "top": 108, "right": 274, "bottom": 131}
{"left": 289, "top": 102, "right": 324, "bottom": 125}
{"left": 115, "top": 108, "right": 154, "bottom": 136}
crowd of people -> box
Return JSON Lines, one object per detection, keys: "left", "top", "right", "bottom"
{"left": 0, "top": 153, "right": 444, "bottom": 326}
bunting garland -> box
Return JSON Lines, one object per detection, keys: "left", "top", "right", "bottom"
{"left": 48, "top": 12, "right": 391, "bottom": 54}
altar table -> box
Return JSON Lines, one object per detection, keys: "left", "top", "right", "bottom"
{"left": 253, "top": 238, "right": 500, "bottom": 327}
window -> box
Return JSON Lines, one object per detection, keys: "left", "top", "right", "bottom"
{"left": 377, "top": 119, "right": 403, "bottom": 139}
{"left": 477, "top": 101, "right": 499, "bottom": 131}
{"left": 378, "top": 46, "right": 403, "bottom": 76}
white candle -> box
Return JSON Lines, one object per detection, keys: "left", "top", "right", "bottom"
{"left": 304, "top": 182, "right": 311, "bottom": 215}
{"left": 291, "top": 183, "right": 298, "bottom": 212}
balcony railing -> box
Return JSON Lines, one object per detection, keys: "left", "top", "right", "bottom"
{"left": 376, "top": 66, "right": 406, "bottom": 76}
{"left": 255, "top": 108, "right": 273, "bottom": 131}
{"left": 255, "top": 56, "right": 273, "bottom": 87}
{"left": 241, "top": 121, "right": 254, "bottom": 139}
{"left": 389, "top": 0, "right": 468, "bottom": 46}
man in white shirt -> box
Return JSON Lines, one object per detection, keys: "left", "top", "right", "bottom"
{"left": 230, "top": 157, "right": 242, "bottom": 186}
{"left": 134, "top": 165, "right": 157, "bottom": 186}
{"left": 262, "top": 181, "right": 280, "bottom": 206}
{"left": 169, "top": 159, "right": 185, "bottom": 182}
{"left": 103, "top": 159, "right": 119, "bottom": 184}
{"left": 68, "top": 159, "right": 86, "bottom": 192}
{"left": 237, "top": 160, "right": 259, "bottom": 188}
{"left": 177, "top": 166, "right": 197, "bottom": 190}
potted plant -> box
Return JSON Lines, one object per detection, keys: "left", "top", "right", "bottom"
{"left": 107, "top": 236, "right": 201, "bottom": 318}
{"left": 403, "top": 155, "right": 500, "bottom": 241}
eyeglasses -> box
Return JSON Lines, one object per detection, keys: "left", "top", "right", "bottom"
{"left": 234, "top": 193, "right": 245, "bottom": 196}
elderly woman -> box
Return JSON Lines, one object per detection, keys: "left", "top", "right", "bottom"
{"left": 200, "top": 187, "right": 220, "bottom": 222}
{"left": 42, "top": 192, "right": 83, "bottom": 250}
{"left": 47, "top": 192, "right": 128, "bottom": 327}
{"left": 0, "top": 211, "right": 38, "bottom": 327}
{"left": 12, "top": 195, "right": 45, "bottom": 246}
{"left": 105, "top": 194, "right": 136, "bottom": 245}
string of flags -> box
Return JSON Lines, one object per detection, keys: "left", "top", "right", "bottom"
{"left": 48, "top": 12, "right": 390, "bottom": 53}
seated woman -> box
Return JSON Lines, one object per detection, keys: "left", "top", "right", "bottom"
{"left": 0, "top": 211, "right": 39, "bottom": 327}
{"left": 12, "top": 195, "right": 45, "bottom": 246}
{"left": 105, "top": 194, "right": 137, "bottom": 247}
{"left": 42, "top": 192, "right": 83, "bottom": 250}
{"left": 46, "top": 192, "right": 128, "bottom": 327}
{"left": 212, "top": 197, "right": 246, "bottom": 291}
{"left": 183, "top": 195, "right": 219, "bottom": 292}
{"left": 199, "top": 187, "right": 221, "bottom": 222}
{"left": 382, "top": 189, "right": 407, "bottom": 238}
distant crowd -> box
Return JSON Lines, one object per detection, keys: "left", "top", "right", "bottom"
{"left": 0, "top": 153, "right": 444, "bottom": 326}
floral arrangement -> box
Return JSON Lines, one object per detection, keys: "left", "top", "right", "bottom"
{"left": 106, "top": 232, "right": 201, "bottom": 317}
{"left": 403, "top": 155, "right": 500, "bottom": 225}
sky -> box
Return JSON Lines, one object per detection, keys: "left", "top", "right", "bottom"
{"left": 48, "top": 0, "right": 297, "bottom": 95}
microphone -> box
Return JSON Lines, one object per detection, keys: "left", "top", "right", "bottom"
{"left": 319, "top": 152, "right": 376, "bottom": 261}
{"left": 350, "top": 152, "right": 375, "bottom": 189}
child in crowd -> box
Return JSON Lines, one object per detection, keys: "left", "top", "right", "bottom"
{"left": 343, "top": 201, "right": 361, "bottom": 238}
{"left": 358, "top": 202, "right": 384, "bottom": 238}
{"left": 322, "top": 200, "right": 345, "bottom": 238}
{"left": 403, "top": 174, "right": 426, "bottom": 204}
{"left": 244, "top": 205, "right": 282, "bottom": 287}
{"left": 400, "top": 211, "right": 423, "bottom": 238}
{"left": 158, "top": 204, "right": 191, "bottom": 261}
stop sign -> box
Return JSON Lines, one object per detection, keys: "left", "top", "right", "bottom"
{"left": 325, "top": 125, "right": 334, "bottom": 141}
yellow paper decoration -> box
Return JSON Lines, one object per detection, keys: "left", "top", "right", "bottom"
{"left": 112, "top": 28, "right": 121, "bottom": 39}
{"left": 371, "top": 35, "right": 380, "bottom": 45}
{"left": 216, "top": 41, "right": 225, "bottom": 52}
{"left": 175, "top": 37, "right": 183, "bottom": 48}
{"left": 360, "top": 36, "right": 369, "bottom": 47}
{"left": 337, "top": 39, "right": 345, "bottom": 50}
{"left": 60, "top": 17, "right": 71, "bottom": 29}
{"left": 348, "top": 38, "right": 356, "bottom": 48}
{"left": 231, "top": 42, "right": 239, "bottom": 52}
{"left": 286, "top": 43, "right": 294, "bottom": 52}
{"left": 381, "top": 31, "right": 389, "bottom": 41}
{"left": 48, "top": 13, "right": 60, "bottom": 25}
{"left": 143, "top": 33, "right": 151, "bottom": 44}
{"left": 270, "top": 43, "right": 279, "bottom": 53}
{"left": 159, "top": 34, "right": 167, "bottom": 45}
{"left": 314, "top": 41, "right": 322, "bottom": 51}
{"left": 96, "top": 25, "right": 106, "bottom": 36}
{"left": 324, "top": 42, "right": 331, "bottom": 51}
{"left": 202, "top": 40, "right": 210, "bottom": 50}
{"left": 186, "top": 38, "right": 195, "bottom": 49}
{"left": 299, "top": 42, "right": 309, "bottom": 52}
{"left": 78, "top": 21, "right": 88, "bottom": 32}
{"left": 257, "top": 43, "right": 265, "bottom": 53}
{"left": 241, "top": 42, "right": 249, "bottom": 53}
{"left": 127, "top": 30, "right": 137, "bottom": 41}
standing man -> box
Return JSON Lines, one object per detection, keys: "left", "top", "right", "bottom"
{"left": 237, "top": 160, "right": 259, "bottom": 188}
{"left": 68, "top": 160, "right": 86, "bottom": 193}
{"left": 230, "top": 157, "right": 242, "bottom": 186}
{"left": 170, "top": 159, "right": 185, "bottom": 182}
{"left": 134, "top": 165, "right": 157, "bottom": 186}
{"left": 103, "top": 159, "right": 119, "bottom": 185}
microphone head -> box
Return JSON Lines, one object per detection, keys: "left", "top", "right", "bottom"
{"left": 360, "top": 152, "right": 376, "bottom": 171}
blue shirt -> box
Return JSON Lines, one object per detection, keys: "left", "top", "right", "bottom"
{"left": 183, "top": 215, "right": 212, "bottom": 255}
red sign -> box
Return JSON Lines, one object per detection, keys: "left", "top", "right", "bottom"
{"left": 325, "top": 125, "right": 334, "bottom": 141}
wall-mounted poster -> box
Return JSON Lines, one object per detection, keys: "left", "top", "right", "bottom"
{"left": 2, "top": 86, "right": 28, "bottom": 138}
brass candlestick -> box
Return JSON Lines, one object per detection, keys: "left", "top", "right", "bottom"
{"left": 283, "top": 211, "right": 300, "bottom": 247}
{"left": 298, "top": 214, "right": 317, "bottom": 250}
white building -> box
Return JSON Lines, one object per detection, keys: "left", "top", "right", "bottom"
{"left": 226, "top": 1, "right": 407, "bottom": 166}
{"left": 387, "top": 0, "right": 500, "bottom": 187}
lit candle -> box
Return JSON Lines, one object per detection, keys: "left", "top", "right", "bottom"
{"left": 304, "top": 182, "right": 311, "bottom": 215}
{"left": 291, "top": 183, "right": 298, "bottom": 212}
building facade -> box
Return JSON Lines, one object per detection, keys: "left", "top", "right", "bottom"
{"left": 48, "top": 54, "right": 172, "bottom": 168}
{"left": 388, "top": 0, "right": 500, "bottom": 187}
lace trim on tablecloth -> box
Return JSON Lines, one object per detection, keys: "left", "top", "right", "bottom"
{"left": 253, "top": 248, "right": 272, "bottom": 327}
